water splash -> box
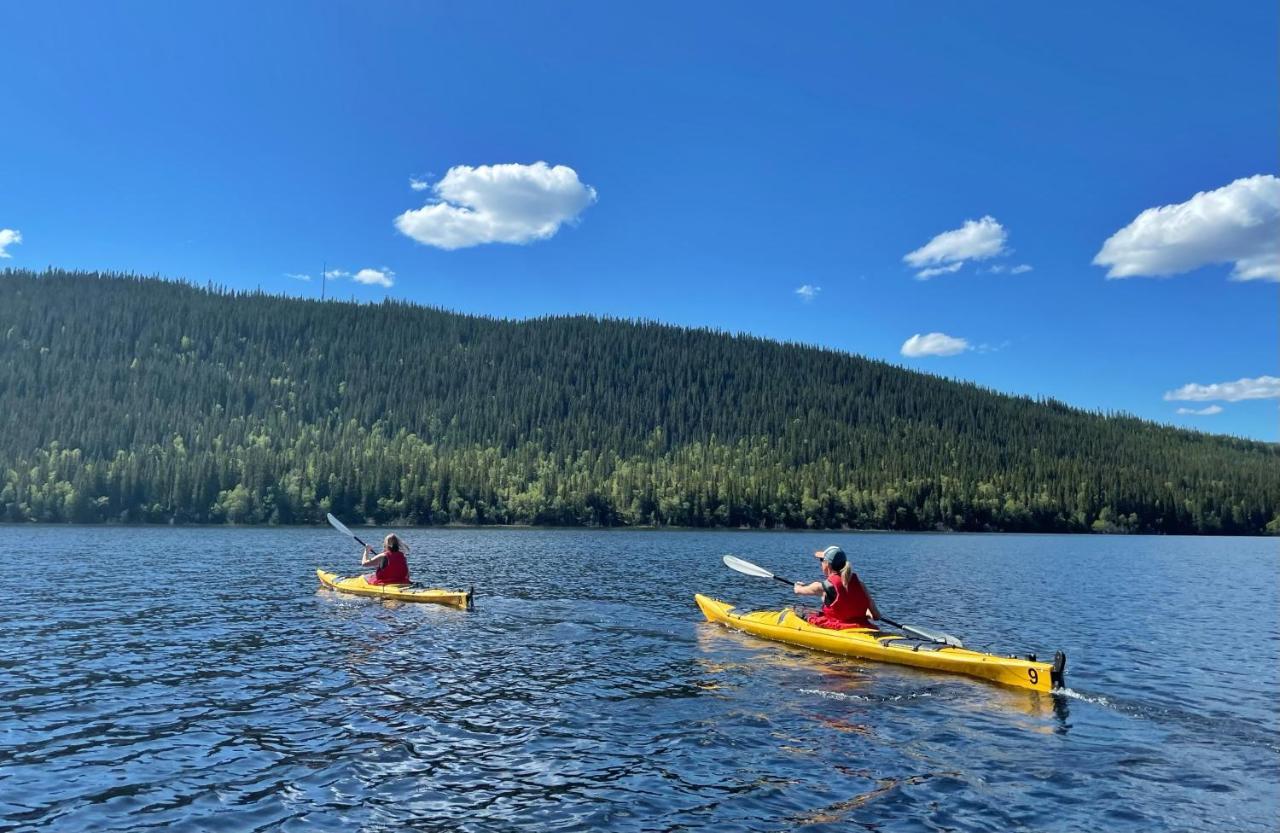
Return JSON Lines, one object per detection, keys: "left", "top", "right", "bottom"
{"left": 1058, "top": 687, "right": 1112, "bottom": 706}
{"left": 799, "top": 688, "right": 934, "bottom": 703}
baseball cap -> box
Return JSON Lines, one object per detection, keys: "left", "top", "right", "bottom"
{"left": 814, "top": 545, "right": 847, "bottom": 570}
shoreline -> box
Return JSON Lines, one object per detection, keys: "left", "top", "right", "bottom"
{"left": 0, "top": 521, "right": 1270, "bottom": 538}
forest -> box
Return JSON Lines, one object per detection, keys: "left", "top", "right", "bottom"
{"left": 1, "top": 269, "right": 1276, "bottom": 534}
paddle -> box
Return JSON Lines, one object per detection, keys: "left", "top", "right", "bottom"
{"left": 721, "top": 554, "right": 964, "bottom": 647}
{"left": 326, "top": 513, "right": 391, "bottom": 579}
{"left": 326, "top": 512, "right": 374, "bottom": 552}
{"left": 723, "top": 554, "right": 798, "bottom": 586}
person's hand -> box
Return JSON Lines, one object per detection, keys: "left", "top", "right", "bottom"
{"left": 793, "top": 581, "right": 805, "bottom": 594}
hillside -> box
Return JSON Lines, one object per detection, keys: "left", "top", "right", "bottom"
{"left": 1, "top": 269, "right": 1275, "bottom": 533}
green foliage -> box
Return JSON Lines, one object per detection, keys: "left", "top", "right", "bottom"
{"left": 1, "top": 269, "right": 1276, "bottom": 533}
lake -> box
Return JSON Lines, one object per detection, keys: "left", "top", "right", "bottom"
{"left": 1, "top": 527, "right": 1276, "bottom": 832}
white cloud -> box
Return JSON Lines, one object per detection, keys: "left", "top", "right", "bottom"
{"left": 904, "top": 216, "right": 1007, "bottom": 278}
{"left": 1093, "top": 174, "right": 1280, "bottom": 282}
{"left": 320, "top": 267, "right": 393, "bottom": 287}
{"left": 409, "top": 177, "right": 430, "bottom": 191}
{"left": 284, "top": 272, "right": 312, "bottom": 282}
{"left": 1163, "top": 375, "right": 1280, "bottom": 402}
{"left": 795, "top": 284, "right": 821, "bottom": 301}
{"left": 395, "top": 162, "right": 597, "bottom": 250}
{"left": 917, "top": 263, "right": 963, "bottom": 279}
{"left": 1176, "top": 405, "right": 1224, "bottom": 415}
{"left": 984, "top": 263, "right": 1033, "bottom": 275}
{"left": 0, "top": 228, "right": 22, "bottom": 258}
{"left": 353, "top": 267, "right": 395, "bottom": 288}
{"left": 901, "top": 332, "right": 972, "bottom": 357}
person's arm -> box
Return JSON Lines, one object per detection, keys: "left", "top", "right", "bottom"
{"left": 853, "top": 575, "right": 882, "bottom": 620}
{"left": 361, "top": 545, "right": 387, "bottom": 568}
{"left": 793, "top": 580, "right": 826, "bottom": 597}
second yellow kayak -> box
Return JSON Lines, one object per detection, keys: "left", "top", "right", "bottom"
{"left": 695, "top": 594, "right": 1063, "bottom": 692}
{"left": 317, "top": 569, "right": 473, "bottom": 609}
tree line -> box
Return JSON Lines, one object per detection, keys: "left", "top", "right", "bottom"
{"left": 1, "top": 269, "right": 1276, "bottom": 534}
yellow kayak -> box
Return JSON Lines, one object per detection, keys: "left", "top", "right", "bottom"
{"left": 695, "top": 594, "right": 1063, "bottom": 692}
{"left": 316, "top": 569, "right": 474, "bottom": 609}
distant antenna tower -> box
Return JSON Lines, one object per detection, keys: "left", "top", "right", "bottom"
{"left": 321, "top": 260, "right": 326, "bottom": 301}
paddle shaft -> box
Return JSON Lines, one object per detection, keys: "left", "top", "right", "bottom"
{"left": 340, "top": 528, "right": 375, "bottom": 555}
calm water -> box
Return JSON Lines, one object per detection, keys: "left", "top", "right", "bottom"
{"left": 0, "top": 528, "right": 1275, "bottom": 832}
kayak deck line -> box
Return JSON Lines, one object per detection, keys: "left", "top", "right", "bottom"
{"left": 695, "top": 594, "right": 1065, "bottom": 693}
{"left": 316, "top": 569, "right": 474, "bottom": 610}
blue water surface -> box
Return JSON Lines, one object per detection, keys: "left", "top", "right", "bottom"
{"left": 0, "top": 528, "right": 1275, "bottom": 832}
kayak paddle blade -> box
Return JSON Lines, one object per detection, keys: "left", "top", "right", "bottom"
{"left": 326, "top": 512, "right": 355, "bottom": 538}
{"left": 902, "top": 623, "right": 964, "bottom": 648}
{"left": 722, "top": 554, "right": 775, "bottom": 579}
{"left": 326, "top": 513, "right": 371, "bottom": 551}
{"left": 723, "top": 555, "right": 794, "bottom": 586}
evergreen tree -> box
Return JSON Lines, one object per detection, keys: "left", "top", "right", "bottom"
{"left": 0, "top": 269, "right": 1275, "bottom": 533}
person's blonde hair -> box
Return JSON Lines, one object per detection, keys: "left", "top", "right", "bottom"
{"left": 384, "top": 534, "right": 403, "bottom": 553}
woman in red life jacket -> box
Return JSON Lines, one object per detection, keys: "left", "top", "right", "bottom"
{"left": 362, "top": 534, "right": 411, "bottom": 585}
{"left": 793, "top": 545, "right": 881, "bottom": 630}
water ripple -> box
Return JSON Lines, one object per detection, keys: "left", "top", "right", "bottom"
{"left": 0, "top": 527, "right": 1276, "bottom": 832}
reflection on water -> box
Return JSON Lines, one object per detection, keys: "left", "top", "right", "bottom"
{"left": 0, "top": 526, "right": 1275, "bottom": 832}
{"left": 792, "top": 770, "right": 965, "bottom": 826}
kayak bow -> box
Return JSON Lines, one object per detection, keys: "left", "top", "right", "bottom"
{"left": 695, "top": 594, "right": 1064, "bottom": 692}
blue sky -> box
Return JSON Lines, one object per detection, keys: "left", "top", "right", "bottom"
{"left": 2, "top": 1, "right": 1277, "bottom": 439}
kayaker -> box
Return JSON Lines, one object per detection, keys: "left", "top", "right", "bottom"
{"left": 794, "top": 545, "right": 880, "bottom": 629}
{"left": 362, "top": 534, "right": 410, "bottom": 585}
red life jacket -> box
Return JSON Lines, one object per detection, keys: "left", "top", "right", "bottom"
{"left": 816, "top": 572, "right": 873, "bottom": 628}
{"left": 367, "top": 550, "right": 409, "bottom": 585}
